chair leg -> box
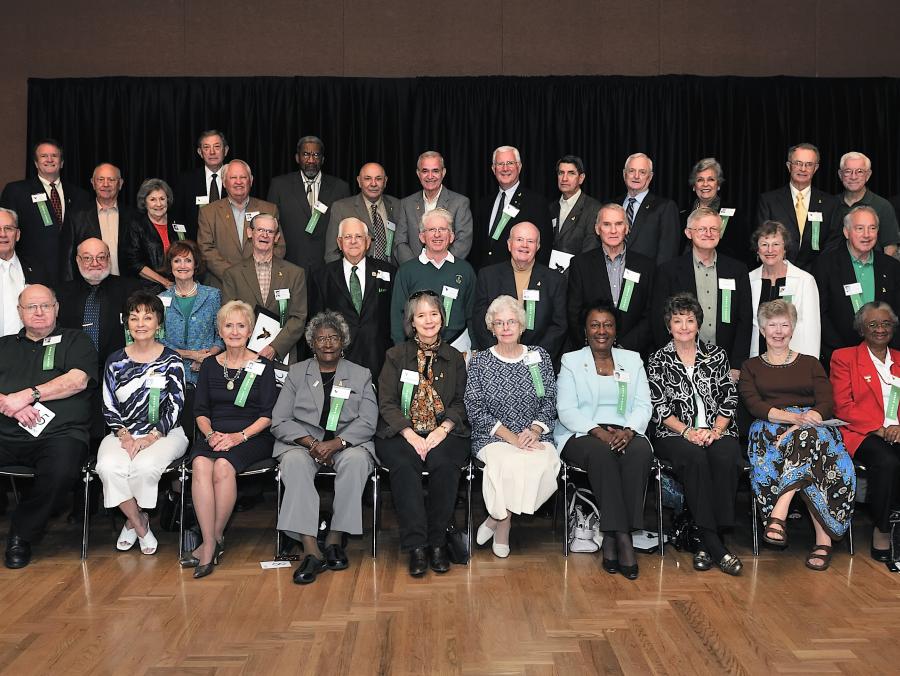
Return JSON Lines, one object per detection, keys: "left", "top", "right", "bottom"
{"left": 371, "top": 471, "right": 378, "bottom": 559}
{"left": 655, "top": 462, "right": 665, "bottom": 558}
{"left": 751, "top": 501, "right": 759, "bottom": 557}
{"left": 10, "top": 478, "right": 19, "bottom": 506}
{"left": 847, "top": 513, "right": 855, "bottom": 556}
{"left": 178, "top": 463, "right": 186, "bottom": 558}
{"left": 275, "top": 467, "right": 283, "bottom": 561}
{"left": 562, "top": 463, "right": 569, "bottom": 557}
{"left": 466, "top": 462, "right": 473, "bottom": 560}
{"left": 81, "top": 469, "right": 92, "bottom": 560}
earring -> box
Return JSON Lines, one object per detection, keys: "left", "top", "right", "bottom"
{"left": 124, "top": 329, "right": 133, "bottom": 345}
{"left": 340, "top": 349, "right": 345, "bottom": 358}
{"left": 155, "top": 327, "right": 165, "bottom": 340}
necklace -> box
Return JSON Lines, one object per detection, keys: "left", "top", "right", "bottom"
{"left": 175, "top": 282, "right": 198, "bottom": 298}
{"left": 222, "top": 353, "right": 244, "bottom": 390}
{"left": 594, "top": 353, "right": 614, "bottom": 376}
{"left": 762, "top": 349, "right": 793, "bottom": 366}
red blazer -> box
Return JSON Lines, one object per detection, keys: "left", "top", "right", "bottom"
{"left": 830, "top": 342, "right": 900, "bottom": 456}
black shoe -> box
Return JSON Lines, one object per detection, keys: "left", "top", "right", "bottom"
{"left": 601, "top": 557, "right": 619, "bottom": 574}
{"left": 618, "top": 561, "right": 639, "bottom": 580}
{"left": 324, "top": 543, "right": 348, "bottom": 571}
{"left": 718, "top": 553, "right": 743, "bottom": 576}
{"left": 293, "top": 554, "right": 327, "bottom": 584}
{"left": 193, "top": 562, "right": 215, "bottom": 579}
{"left": 871, "top": 545, "right": 891, "bottom": 562}
{"left": 408, "top": 546, "right": 428, "bottom": 577}
{"left": 179, "top": 553, "right": 200, "bottom": 568}
{"left": 430, "top": 545, "right": 450, "bottom": 573}
{"left": 4, "top": 535, "right": 31, "bottom": 569}
{"left": 693, "top": 550, "right": 713, "bottom": 571}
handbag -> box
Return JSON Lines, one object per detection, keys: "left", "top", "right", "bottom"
{"left": 889, "top": 509, "right": 900, "bottom": 571}
{"left": 567, "top": 483, "right": 602, "bottom": 553}
{"left": 181, "top": 525, "right": 201, "bottom": 557}
{"left": 445, "top": 523, "right": 469, "bottom": 565}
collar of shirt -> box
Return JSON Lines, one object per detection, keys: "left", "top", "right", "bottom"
{"left": 423, "top": 186, "right": 443, "bottom": 208}
{"left": 868, "top": 345, "right": 893, "bottom": 371}
{"left": 365, "top": 197, "right": 383, "bottom": 212}
{"left": 0, "top": 254, "right": 21, "bottom": 274}
{"left": 419, "top": 249, "right": 454, "bottom": 268}
{"left": 229, "top": 197, "right": 250, "bottom": 211}
{"left": 624, "top": 189, "right": 649, "bottom": 209}
{"left": 603, "top": 246, "right": 626, "bottom": 264}
{"left": 843, "top": 188, "right": 869, "bottom": 207}
{"left": 847, "top": 242, "right": 873, "bottom": 266}
{"left": 693, "top": 250, "right": 718, "bottom": 270}
{"left": 303, "top": 172, "right": 321, "bottom": 190}
{"left": 343, "top": 257, "right": 367, "bottom": 287}
{"left": 253, "top": 255, "right": 273, "bottom": 267}
{"left": 499, "top": 182, "right": 520, "bottom": 202}
{"left": 559, "top": 189, "right": 581, "bottom": 208}
{"left": 38, "top": 175, "right": 61, "bottom": 192}
{"left": 789, "top": 183, "right": 811, "bottom": 204}
{"left": 97, "top": 200, "right": 118, "bottom": 213}
{"left": 205, "top": 166, "right": 222, "bottom": 184}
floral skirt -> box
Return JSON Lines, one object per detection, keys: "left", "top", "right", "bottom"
{"left": 747, "top": 407, "right": 856, "bottom": 539}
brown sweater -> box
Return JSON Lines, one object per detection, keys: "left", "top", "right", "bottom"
{"left": 738, "top": 354, "right": 833, "bottom": 420}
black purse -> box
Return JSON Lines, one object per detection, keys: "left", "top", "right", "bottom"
{"left": 445, "top": 523, "right": 469, "bottom": 565}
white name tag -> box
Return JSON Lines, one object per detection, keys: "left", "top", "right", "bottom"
{"left": 614, "top": 370, "right": 631, "bottom": 383}
{"left": 719, "top": 208, "right": 736, "bottom": 217}
{"left": 31, "top": 193, "right": 48, "bottom": 203}
{"left": 376, "top": 270, "right": 391, "bottom": 282}
{"left": 245, "top": 360, "right": 265, "bottom": 376}
{"left": 172, "top": 223, "right": 187, "bottom": 233}
{"left": 18, "top": 402, "right": 55, "bottom": 438}
{"left": 523, "top": 350, "right": 542, "bottom": 366}
{"left": 331, "top": 385, "right": 351, "bottom": 400}
{"left": 159, "top": 295, "right": 172, "bottom": 308}
{"left": 551, "top": 218, "right": 558, "bottom": 229}
{"left": 503, "top": 205, "right": 520, "bottom": 218}
{"left": 807, "top": 211, "right": 823, "bottom": 222}
{"left": 718, "top": 278, "right": 736, "bottom": 291}
{"left": 313, "top": 201, "right": 328, "bottom": 214}
{"left": 441, "top": 285, "right": 459, "bottom": 300}
{"left": 549, "top": 249, "right": 574, "bottom": 272}
{"left": 43, "top": 335, "right": 62, "bottom": 346}
{"left": 246, "top": 211, "right": 260, "bottom": 221}
{"left": 400, "top": 369, "right": 420, "bottom": 385}
{"left": 779, "top": 281, "right": 797, "bottom": 296}
{"left": 195, "top": 196, "right": 209, "bottom": 206}
{"left": 386, "top": 220, "right": 396, "bottom": 232}
{"left": 844, "top": 282, "right": 863, "bottom": 296}
{"left": 522, "top": 289, "right": 540, "bottom": 302}
{"left": 274, "top": 288, "right": 290, "bottom": 300}
{"left": 147, "top": 375, "right": 167, "bottom": 389}
{"left": 623, "top": 268, "right": 641, "bottom": 283}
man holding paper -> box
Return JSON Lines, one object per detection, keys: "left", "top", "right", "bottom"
{"left": 0, "top": 284, "right": 97, "bottom": 568}
{"left": 267, "top": 135, "right": 350, "bottom": 273}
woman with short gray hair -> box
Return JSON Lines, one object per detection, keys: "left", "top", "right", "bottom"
{"left": 124, "top": 178, "right": 180, "bottom": 289}
{"left": 686, "top": 157, "right": 739, "bottom": 246}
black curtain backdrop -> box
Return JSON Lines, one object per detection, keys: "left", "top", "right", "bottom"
{"left": 25, "top": 74, "right": 900, "bottom": 264}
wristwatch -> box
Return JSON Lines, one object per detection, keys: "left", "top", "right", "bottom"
{"left": 338, "top": 437, "right": 349, "bottom": 449}
{"left": 31, "top": 386, "right": 41, "bottom": 403}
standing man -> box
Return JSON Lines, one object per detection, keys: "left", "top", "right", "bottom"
{"left": 395, "top": 151, "right": 473, "bottom": 263}
{"left": 173, "top": 129, "right": 230, "bottom": 241}
{"left": 472, "top": 221, "right": 567, "bottom": 362}
{"left": 613, "top": 153, "right": 681, "bottom": 265}
{"left": 0, "top": 139, "right": 90, "bottom": 286}
{"left": 756, "top": 143, "right": 838, "bottom": 272}
{"left": 309, "top": 217, "right": 395, "bottom": 379}
{"left": 567, "top": 204, "right": 655, "bottom": 354}
{"left": 267, "top": 135, "right": 350, "bottom": 273}
{"left": 197, "top": 160, "right": 283, "bottom": 288}
{"left": 548, "top": 155, "right": 600, "bottom": 259}
{"left": 0, "top": 208, "right": 50, "bottom": 336}
{"left": 472, "top": 146, "right": 552, "bottom": 269}
{"left": 325, "top": 163, "right": 401, "bottom": 265}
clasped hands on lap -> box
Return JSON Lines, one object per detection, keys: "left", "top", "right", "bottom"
{"left": 589, "top": 425, "right": 634, "bottom": 453}
{"left": 116, "top": 428, "right": 162, "bottom": 459}
{"left": 768, "top": 407, "right": 823, "bottom": 448}
{"left": 296, "top": 434, "right": 344, "bottom": 465}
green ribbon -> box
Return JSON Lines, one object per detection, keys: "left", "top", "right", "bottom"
{"left": 234, "top": 371, "right": 257, "bottom": 408}
{"left": 37, "top": 201, "right": 53, "bottom": 226}
{"left": 720, "top": 215, "right": 730, "bottom": 234}
{"left": 385, "top": 228, "right": 395, "bottom": 257}
{"left": 442, "top": 295, "right": 454, "bottom": 325}
{"left": 782, "top": 295, "right": 793, "bottom": 304}
{"left": 525, "top": 299, "right": 536, "bottom": 330}
{"left": 850, "top": 294, "right": 863, "bottom": 313}
{"left": 721, "top": 288, "right": 732, "bottom": 324}
{"left": 616, "top": 380, "right": 627, "bottom": 415}
{"left": 618, "top": 279, "right": 635, "bottom": 312}
{"left": 148, "top": 386, "right": 161, "bottom": 425}
{"left": 811, "top": 221, "right": 821, "bottom": 251}
{"left": 401, "top": 381, "right": 415, "bottom": 417}
{"left": 325, "top": 396, "right": 345, "bottom": 431}
{"left": 887, "top": 384, "right": 900, "bottom": 421}
{"left": 124, "top": 328, "right": 133, "bottom": 346}
{"left": 278, "top": 298, "right": 287, "bottom": 327}
{"left": 491, "top": 212, "right": 513, "bottom": 241}
{"left": 528, "top": 364, "right": 545, "bottom": 397}
{"left": 305, "top": 210, "right": 322, "bottom": 234}
{"left": 42, "top": 344, "right": 56, "bottom": 371}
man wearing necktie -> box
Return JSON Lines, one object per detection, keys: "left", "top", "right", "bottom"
{"left": 0, "top": 208, "right": 52, "bottom": 336}
{"left": 173, "top": 129, "right": 230, "bottom": 241}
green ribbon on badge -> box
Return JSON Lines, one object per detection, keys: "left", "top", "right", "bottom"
{"left": 234, "top": 371, "right": 257, "bottom": 408}
{"left": 37, "top": 201, "right": 53, "bottom": 226}
{"left": 528, "top": 364, "right": 545, "bottom": 397}
{"left": 850, "top": 293, "right": 863, "bottom": 313}
{"left": 401, "top": 382, "right": 415, "bottom": 418}
{"left": 325, "top": 396, "right": 345, "bottom": 431}
{"left": 442, "top": 296, "right": 453, "bottom": 325}
{"left": 811, "top": 222, "right": 821, "bottom": 251}
{"left": 721, "top": 289, "right": 732, "bottom": 324}
{"left": 720, "top": 215, "right": 730, "bottom": 234}
{"left": 385, "top": 228, "right": 395, "bottom": 257}
{"left": 525, "top": 299, "right": 536, "bottom": 330}
{"left": 176, "top": 231, "right": 185, "bottom": 241}
{"left": 148, "top": 386, "right": 161, "bottom": 425}
{"left": 278, "top": 299, "right": 287, "bottom": 327}
{"left": 618, "top": 279, "right": 635, "bottom": 312}
{"left": 42, "top": 344, "right": 56, "bottom": 371}
{"left": 616, "top": 380, "right": 627, "bottom": 415}
{"left": 305, "top": 210, "right": 322, "bottom": 234}
{"left": 491, "top": 213, "right": 513, "bottom": 240}
{"left": 887, "top": 384, "right": 900, "bottom": 421}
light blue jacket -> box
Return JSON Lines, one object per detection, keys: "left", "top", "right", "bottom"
{"left": 160, "top": 284, "right": 224, "bottom": 385}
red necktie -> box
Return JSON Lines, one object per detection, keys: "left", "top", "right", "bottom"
{"left": 49, "top": 182, "right": 63, "bottom": 223}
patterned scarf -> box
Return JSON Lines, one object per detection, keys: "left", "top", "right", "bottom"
{"left": 410, "top": 336, "right": 445, "bottom": 434}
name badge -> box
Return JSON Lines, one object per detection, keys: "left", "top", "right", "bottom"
{"left": 719, "top": 208, "right": 736, "bottom": 217}
{"left": 195, "top": 196, "right": 210, "bottom": 206}
{"left": 274, "top": 288, "right": 290, "bottom": 300}
{"left": 614, "top": 370, "right": 631, "bottom": 383}
{"left": 523, "top": 350, "right": 542, "bottom": 366}
{"left": 892, "top": 376, "right": 900, "bottom": 388}
{"left": 522, "top": 289, "right": 540, "bottom": 302}
{"left": 31, "top": 193, "right": 48, "bottom": 203}
{"left": 400, "top": 369, "right": 420, "bottom": 385}
{"left": 385, "top": 220, "right": 396, "bottom": 232}
{"left": 246, "top": 211, "right": 260, "bottom": 221}
{"left": 779, "top": 281, "right": 797, "bottom": 296}
{"left": 376, "top": 270, "right": 391, "bottom": 282}
{"left": 159, "top": 295, "right": 172, "bottom": 308}
{"left": 718, "top": 278, "right": 736, "bottom": 291}
{"left": 313, "top": 201, "right": 328, "bottom": 214}
{"left": 551, "top": 218, "right": 558, "bottom": 229}
{"left": 441, "top": 285, "right": 459, "bottom": 299}
{"left": 244, "top": 360, "right": 266, "bottom": 376}
{"left": 147, "top": 375, "right": 167, "bottom": 389}
{"left": 503, "top": 204, "right": 520, "bottom": 218}
{"left": 623, "top": 268, "right": 641, "bottom": 283}
{"left": 331, "top": 385, "right": 351, "bottom": 400}
{"left": 807, "top": 211, "right": 823, "bottom": 222}
{"left": 172, "top": 223, "right": 187, "bottom": 233}
{"left": 844, "top": 282, "right": 863, "bottom": 296}
{"left": 43, "top": 335, "right": 62, "bottom": 346}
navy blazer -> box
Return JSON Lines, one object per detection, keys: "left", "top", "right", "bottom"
{"left": 472, "top": 185, "right": 552, "bottom": 269}
{"left": 612, "top": 192, "right": 681, "bottom": 265}
{"left": 548, "top": 192, "right": 601, "bottom": 256}
{"left": 756, "top": 185, "right": 838, "bottom": 272}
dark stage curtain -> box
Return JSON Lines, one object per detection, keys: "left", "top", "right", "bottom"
{"left": 25, "top": 74, "right": 900, "bottom": 264}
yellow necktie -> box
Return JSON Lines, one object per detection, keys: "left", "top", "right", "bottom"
{"left": 795, "top": 192, "right": 808, "bottom": 237}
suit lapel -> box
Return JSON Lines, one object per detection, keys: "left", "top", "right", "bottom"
{"left": 219, "top": 200, "right": 242, "bottom": 254}
{"left": 858, "top": 343, "right": 885, "bottom": 405}
{"left": 360, "top": 260, "right": 380, "bottom": 309}
{"left": 308, "top": 361, "right": 325, "bottom": 418}
{"left": 291, "top": 174, "right": 312, "bottom": 220}
{"left": 241, "top": 262, "right": 264, "bottom": 307}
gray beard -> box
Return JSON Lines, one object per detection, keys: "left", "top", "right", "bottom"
{"left": 83, "top": 269, "right": 111, "bottom": 284}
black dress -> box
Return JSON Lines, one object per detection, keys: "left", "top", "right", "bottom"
{"left": 190, "top": 355, "right": 277, "bottom": 472}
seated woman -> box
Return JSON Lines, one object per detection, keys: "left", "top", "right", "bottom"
{"left": 740, "top": 299, "right": 856, "bottom": 571}
{"left": 98, "top": 290, "right": 188, "bottom": 555}
{"left": 647, "top": 293, "right": 744, "bottom": 575}
{"left": 465, "top": 295, "right": 559, "bottom": 559}
{"left": 184, "top": 300, "right": 277, "bottom": 578}
{"left": 376, "top": 290, "right": 470, "bottom": 577}
{"left": 830, "top": 301, "right": 900, "bottom": 561}
{"left": 555, "top": 302, "right": 653, "bottom": 580}
{"left": 271, "top": 311, "right": 378, "bottom": 585}
{"left": 124, "top": 178, "right": 179, "bottom": 289}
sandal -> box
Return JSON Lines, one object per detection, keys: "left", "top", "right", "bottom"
{"left": 763, "top": 516, "right": 788, "bottom": 548}
{"left": 116, "top": 522, "right": 138, "bottom": 551}
{"left": 805, "top": 544, "right": 833, "bottom": 571}
{"left": 137, "top": 513, "right": 158, "bottom": 556}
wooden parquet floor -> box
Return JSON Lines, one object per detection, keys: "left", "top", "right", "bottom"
{"left": 1, "top": 492, "right": 899, "bottom": 676}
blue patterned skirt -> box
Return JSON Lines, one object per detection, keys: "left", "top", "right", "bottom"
{"left": 747, "top": 407, "right": 856, "bottom": 539}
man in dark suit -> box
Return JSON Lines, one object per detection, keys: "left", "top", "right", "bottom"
{"left": 756, "top": 143, "right": 838, "bottom": 272}
{"left": 613, "top": 153, "right": 681, "bottom": 266}
{"left": 267, "top": 135, "right": 350, "bottom": 273}
{"left": 548, "top": 155, "right": 600, "bottom": 258}
{"left": 567, "top": 204, "right": 655, "bottom": 354}
{"left": 310, "top": 217, "right": 394, "bottom": 379}
{"left": 0, "top": 208, "right": 50, "bottom": 336}
{"left": 472, "top": 146, "right": 552, "bottom": 269}
{"left": 472, "top": 221, "right": 567, "bottom": 361}
{"left": 0, "top": 139, "right": 90, "bottom": 286}
{"left": 815, "top": 205, "right": 900, "bottom": 366}
{"left": 324, "top": 163, "right": 401, "bottom": 265}
{"left": 652, "top": 207, "right": 752, "bottom": 377}
{"left": 173, "top": 129, "right": 230, "bottom": 241}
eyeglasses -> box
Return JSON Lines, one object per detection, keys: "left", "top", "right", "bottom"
{"left": 840, "top": 168, "right": 869, "bottom": 177}
{"left": 491, "top": 319, "right": 520, "bottom": 329}
{"left": 78, "top": 254, "right": 109, "bottom": 264}
{"left": 301, "top": 151, "right": 322, "bottom": 159}
{"left": 690, "top": 226, "right": 721, "bottom": 235}
{"left": 423, "top": 227, "right": 450, "bottom": 236}
{"left": 252, "top": 227, "right": 277, "bottom": 236}
{"left": 789, "top": 161, "right": 818, "bottom": 169}
{"left": 339, "top": 234, "right": 366, "bottom": 242}
{"left": 0, "top": 225, "right": 18, "bottom": 235}
{"left": 19, "top": 303, "right": 56, "bottom": 314}
{"left": 313, "top": 334, "right": 342, "bottom": 345}
{"left": 493, "top": 161, "right": 519, "bottom": 168}
{"left": 866, "top": 320, "right": 896, "bottom": 330}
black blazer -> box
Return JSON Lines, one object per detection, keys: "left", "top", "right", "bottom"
{"left": 309, "top": 256, "right": 395, "bottom": 380}
{"left": 59, "top": 203, "right": 135, "bottom": 283}
{"left": 613, "top": 192, "right": 681, "bottom": 265}
{"left": 123, "top": 214, "right": 180, "bottom": 280}
{"left": 756, "top": 185, "right": 838, "bottom": 272}
{"left": 0, "top": 177, "right": 90, "bottom": 285}
{"left": 17, "top": 254, "right": 51, "bottom": 287}
{"left": 472, "top": 185, "right": 552, "bottom": 269}
{"left": 567, "top": 248, "right": 655, "bottom": 355}
{"left": 172, "top": 168, "right": 214, "bottom": 241}
{"left": 547, "top": 192, "right": 601, "bottom": 256}
{"left": 814, "top": 246, "right": 900, "bottom": 365}
{"left": 471, "top": 261, "right": 568, "bottom": 362}
{"left": 651, "top": 251, "right": 753, "bottom": 369}
{"left": 267, "top": 172, "right": 351, "bottom": 272}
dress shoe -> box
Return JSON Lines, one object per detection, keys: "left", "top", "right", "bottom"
{"left": 601, "top": 557, "right": 619, "bottom": 574}
{"left": 234, "top": 494, "right": 262, "bottom": 512}
{"left": 193, "top": 562, "right": 215, "bottom": 579}
{"left": 476, "top": 520, "right": 495, "bottom": 546}
{"left": 718, "top": 553, "right": 743, "bottom": 576}
{"left": 4, "top": 535, "right": 31, "bottom": 569}
{"left": 293, "top": 554, "right": 328, "bottom": 584}
{"left": 693, "top": 550, "right": 713, "bottom": 571}
{"left": 617, "top": 561, "right": 639, "bottom": 580}
{"left": 179, "top": 553, "right": 200, "bottom": 568}
{"left": 430, "top": 545, "right": 451, "bottom": 573}
{"left": 871, "top": 545, "right": 891, "bottom": 562}
{"left": 408, "top": 546, "right": 429, "bottom": 577}
{"left": 492, "top": 541, "right": 510, "bottom": 558}
{"left": 324, "top": 543, "right": 349, "bottom": 571}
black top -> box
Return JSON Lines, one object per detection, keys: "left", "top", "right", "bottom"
{"left": 317, "top": 370, "right": 337, "bottom": 441}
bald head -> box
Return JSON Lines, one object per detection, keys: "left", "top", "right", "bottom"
{"left": 357, "top": 163, "right": 387, "bottom": 202}
{"left": 18, "top": 284, "right": 58, "bottom": 338}
{"left": 508, "top": 221, "right": 540, "bottom": 268}
{"left": 91, "top": 163, "right": 123, "bottom": 206}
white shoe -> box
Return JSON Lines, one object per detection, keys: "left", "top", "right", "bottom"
{"left": 137, "top": 513, "right": 158, "bottom": 555}
{"left": 116, "top": 523, "right": 137, "bottom": 551}
{"left": 476, "top": 520, "right": 495, "bottom": 546}
{"left": 492, "top": 541, "right": 510, "bottom": 558}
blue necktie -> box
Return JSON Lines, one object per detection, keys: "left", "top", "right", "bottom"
{"left": 83, "top": 286, "right": 100, "bottom": 349}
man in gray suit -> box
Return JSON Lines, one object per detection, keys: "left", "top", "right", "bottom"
{"left": 395, "top": 151, "right": 473, "bottom": 263}
{"left": 548, "top": 155, "right": 601, "bottom": 257}
{"left": 324, "top": 163, "right": 401, "bottom": 265}
{"left": 267, "top": 135, "right": 350, "bottom": 272}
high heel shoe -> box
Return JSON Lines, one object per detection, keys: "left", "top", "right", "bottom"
{"left": 179, "top": 553, "right": 200, "bottom": 568}
{"left": 617, "top": 561, "right": 639, "bottom": 580}
{"left": 193, "top": 561, "right": 215, "bottom": 579}
{"left": 601, "top": 557, "right": 619, "bottom": 574}
{"left": 213, "top": 539, "right": 224, "bottom": 565}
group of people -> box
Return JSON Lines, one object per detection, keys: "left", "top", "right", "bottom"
{"left": 0, "top": 134, "right": 898, "bottom": 586}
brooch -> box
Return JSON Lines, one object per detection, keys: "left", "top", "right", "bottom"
{"left": 456, "top": 274, "right": 463, "bottom": 284}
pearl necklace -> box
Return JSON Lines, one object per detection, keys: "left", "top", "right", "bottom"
{"left": 175, "top": 282, "right": 198, "bottom": 298}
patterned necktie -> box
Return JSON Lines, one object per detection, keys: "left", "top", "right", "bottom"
{"left": 306, "top": 181, "right": 315, "bottom": 209}
{"left": 83, "top": 285, "right": 101, "bottom": 350}
{"left": 795, "top": 192, "right": 807, "bottom": 237}
{"left": 370, "top": 203, "right": 388, "bottom": 261}
{"left": 625, "top": 196, "right": 637, "bottom": 226}
{"left": 350, "top": 265, "right": 362, "bottom": 312}
{"left": 491, "top": 191, "right": 506, "bottom": 234}
{"left": 209, "top": 173, "right": 220, "bottom": 201}
{"left": 49, "top": 182, "right": 63, "bottom": 223}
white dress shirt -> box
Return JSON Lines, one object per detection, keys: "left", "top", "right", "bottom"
{"left": 0, "top": 254, "right": 25, "bottom": 336}
{"left": 342, "top": 257, "right": 367, "bottom": 296}
{"left": 488, "top": 181, "right": 520, "bottom": 233}
{"left": 558, "top": 189, "right": 581, "bottom": 231}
